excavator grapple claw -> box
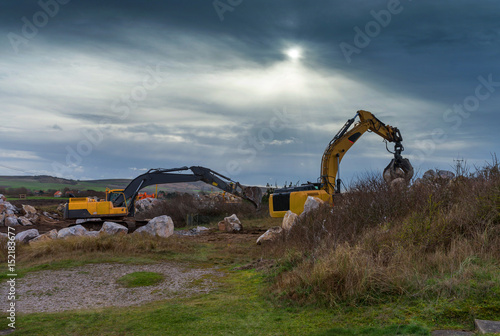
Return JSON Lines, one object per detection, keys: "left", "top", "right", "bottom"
{"left": 383, "top": 157, "right": 414, "bottom": 186}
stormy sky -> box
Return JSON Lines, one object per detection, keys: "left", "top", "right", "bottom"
{"left": 0, "top": 0, "right": 499, "bottom": 186}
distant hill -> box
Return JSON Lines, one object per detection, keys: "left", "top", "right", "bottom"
{"left": 0, "top": 175, "right": 211, "bottom": 194}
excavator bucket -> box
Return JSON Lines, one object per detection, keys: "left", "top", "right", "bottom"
{"left": 383, "top": 157, "right": 414, "bottom": 186}
{"left": 242, "top": 186, "right": 263, "bottom": 209}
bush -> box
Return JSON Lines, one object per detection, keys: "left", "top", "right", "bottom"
{"left": 136, "top": 193, "right": 261, "bottom": 226}
{"left": 269, "top": 161, "right": 500, "bottom": 306}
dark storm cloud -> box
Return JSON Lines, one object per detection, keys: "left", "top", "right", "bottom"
{"left": 0, "top": 0, "right": 499, "bottom": 183}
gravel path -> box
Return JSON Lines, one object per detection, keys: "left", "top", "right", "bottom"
{"left": 0, "top": 263, "right": 224, "bottom": 313}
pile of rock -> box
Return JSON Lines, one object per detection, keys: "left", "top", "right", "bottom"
{"left": 135, "top": 198, "right": 161, "bottom": 213}
{"left": 0, "top": 215, "right": 177, "bottom": 244}
{"left": 256, "top": 196, "right": 324, "bottom": 245}
{"left": 0, "top": 194, "right": 32, "bottom": 226}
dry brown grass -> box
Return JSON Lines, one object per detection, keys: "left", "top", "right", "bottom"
{"left": 268, "top": 161, "right": 500, "bottom": 306}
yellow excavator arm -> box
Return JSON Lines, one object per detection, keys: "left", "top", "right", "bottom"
{"left": 321, "top": 110, "right": 412, "bottom": 194}
{"left": 269, "top": 110, "right": 413, "bottom": 217}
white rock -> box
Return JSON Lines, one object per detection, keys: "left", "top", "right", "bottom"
{"left": 16, "top": 229, "right": 40, "bottom": 243}
{"left": 221, "top": 214, "right": 242, "bottom": 232}
{"left": 30, "top": 229, "right": 58, "bottom": 244}
{"left": 22, "top": 204, "right": 37, "bottom": 216}
{"left": 282, "top": 210, "right": 298, "bottom": 231}
{"left": 100, "top": 222, "right": 128, "bottom": 235}
{"left": 5, "top": 216, "right": 20, "bottom": 226}
{"left": 302, "top": 196, "right": 324, "bottom": 215}
{"left": 256, "top": 226, "right": 283, "bottom": 245}
{"left": 134, "top": 215, "right": 174, "bottom": 238}
{"left": 135, "top": 198, "right": 160, "bottom": 212}
{"left": 76, "top": 218, "right": 102, "bottom": 224}
{"left": 4, "top": 203, "right": 18, "bottom": 213}
{"left": 18, "top": 216, "right": 33, "bottom": 226}
{"left": 57, "top": 225, "right": 88, "bottom": 239}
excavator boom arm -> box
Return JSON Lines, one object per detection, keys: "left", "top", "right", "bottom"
{"left": 320, "top": 110, "right": 412, "bottom": 194}
{"left": 113, "top": 166, "right": 262, "bottom": 216}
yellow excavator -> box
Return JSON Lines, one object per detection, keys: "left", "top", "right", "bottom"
{"left": 269, "top": 110, "right": 413, "bottom": 217}
{"left": 64, "top": 166, "right": 262, "bottom": 220}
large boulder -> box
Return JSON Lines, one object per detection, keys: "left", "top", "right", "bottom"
{"left": 218, "top": 214, "right": 242, "bottom": 232}
{"left": 29, "top": 229, "right": 58, "bottom": 244}
{"left": 302, "top": 196, "right": 324, "bottom": 216}
{"left": 57, "top": 225, "right": 88, "bottom": 239}
{"left": 100, "top": 222, "right": 128, "bottom": 235}
{"left": 256, "top": 226, "right": 283, "bottom": 245}
{"left": 134, "top": 215, "right": 174, "bottom": 238}
{"left": 282, "top": 210, "right": 298, "bottom": 232}
{"left": 15, "top": 229, "right": 40, "bottom": 243}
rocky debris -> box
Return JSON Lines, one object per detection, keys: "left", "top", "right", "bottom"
{"left": 100, "top": 222, "right": 128, "bottom": 235}
{"left": 422, "top": 169, "right": 456, "bottom": 181}
{"left": 17, "top": 216, "right": 33, "bottom": 226}
{"left": 15, "top": 229, "right": 40, "bottom": 243}
{"left": 218, "top": 214, "right": 242, "bottom": 232}
{"left": 302, "top": 196, "right": 324, "bottom": 216}
{"left": 43, "top": 211, "right": 56, "bottom": 219}
{"left": 57, "top": 203, "right": 66, "bottom": 212}
{"left": 175, "top": 226, "right": 210, "bottom": 236}
{"left": 256, "top": 226, "right": 283, "bottom": 245}
{"left": 134, "top": 215, "right": 174, "bottom": 238}
{"left": 57, "top": 225, "right": 88, "bottom": 239}
{"left": 135, "top": 198, "right": 160, "bottom": 213}
{"left": 282, "top": 210, "right": 298, "bottom": 232}
{"left": 30, "top": 229, "right": 58, "bottom": 244}
{"left": 0, "top": 194, "right": 20, "bottom": 226}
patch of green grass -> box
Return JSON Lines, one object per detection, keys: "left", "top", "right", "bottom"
{"left": 3, "top": 270, "right": 431, "bottom": 336}
{"left": 117, "top": 271, "right": 164, "bottom": 288}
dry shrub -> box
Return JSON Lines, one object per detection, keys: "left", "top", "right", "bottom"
{"left": 270, "top": 161, "right": 500, "bottom": 306}
{"left": 137, "top": 193, "right": 259, "bottom": 226}
{"left": 14, "top": 234, "right": 194, "bottom": 266}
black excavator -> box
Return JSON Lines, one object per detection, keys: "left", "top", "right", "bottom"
{"left": 64, "top": 166, "right": 262, "bottom": 220}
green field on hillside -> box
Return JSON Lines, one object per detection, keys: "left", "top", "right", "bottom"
{"left": 0, "top": 176, "right": 209, "bottom": 194}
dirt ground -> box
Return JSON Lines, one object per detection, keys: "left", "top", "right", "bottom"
{"left": 0, "top": 262, "right": 225, "bottom": 313}
{"left": 3, "top": 198, "right": 268, "bottom": 242}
